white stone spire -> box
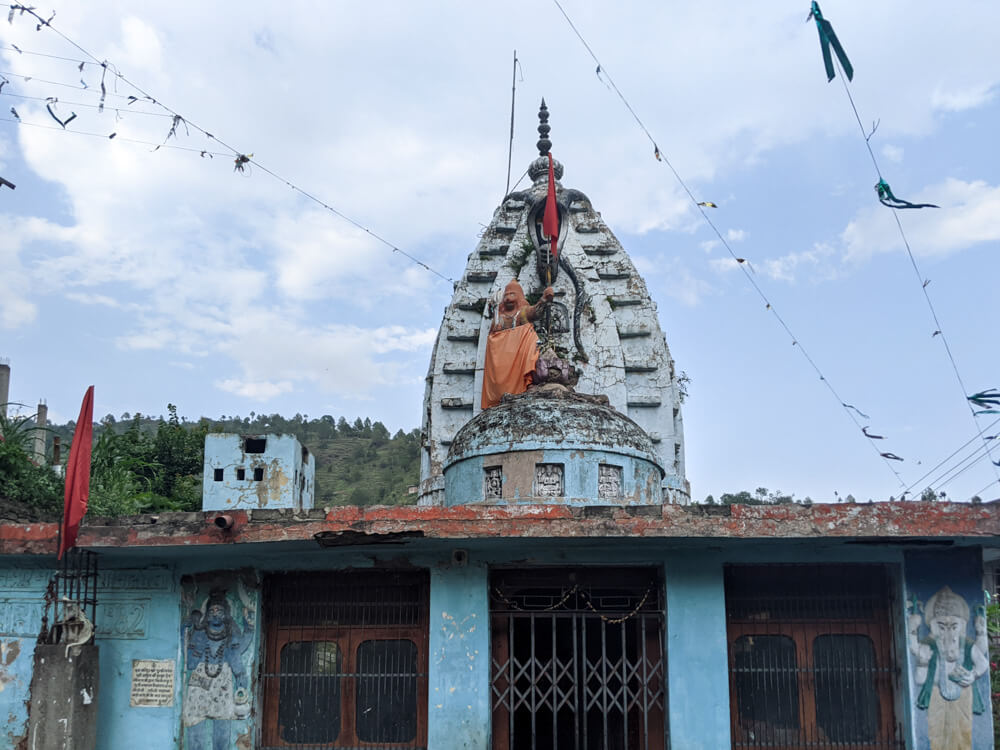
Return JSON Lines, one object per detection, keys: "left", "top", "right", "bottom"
{"left": 419, "top": 103, "right": 688, "bottom": 505}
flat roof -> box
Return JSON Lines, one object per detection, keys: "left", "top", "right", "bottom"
{"left": 2, "top": 501, "right": 998, "bottom": 556}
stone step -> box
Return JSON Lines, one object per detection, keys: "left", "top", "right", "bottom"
{"left": 504, "top": 200, "right": 526, "bottom": 211}
{"left": 609, "top": 298, "right": 641, "bottom": 308}
{"left": 446, "top": 334, "right": 479, "bottom": 343}
{"left": 467, "top": 271, "right": 497, "bottom": 283}
{"left": 443, "top": 364, "right": 476, "bottom": 375}
{"left": 624, "top": 364, "right": 657, "bottom": 373}
{"left": 457, "top": 299, "right": 487, "bottom": 312}
{"left": 627, "top": 399, "right": 662, "bottom": 408}
{"left": 441, "top": 398, "right": 474, "bottom": 410}
{"left": 479, "top": 246, "right": 509, "bottom": 258}
{"left": 619, "top": 329, "right": 652, "bottom": 339}
{"left": 495, "top": 224, "right": 517, "bottom": 235}
{"left": 569, "top": 202, "right": 589, "bottom": 214}
{"left": 598, "top": 272, "right": 631, "bottom": 280}
{"left": 583, "top": 245, "right": 617, "bottom": 256}
{"left": 575, "top": 224, "right": 600, "bottom": 234}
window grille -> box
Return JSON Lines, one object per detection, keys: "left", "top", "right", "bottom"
{"left": 725, "top": 564, "right": 903, "bottom": 750}
{"left": 261, "top": 570, "right": 429, "bottom": 749}
{"left": 490, "top": 568, "right": 667, "bottom": 750}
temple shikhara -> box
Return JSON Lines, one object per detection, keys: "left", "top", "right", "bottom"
{"left": 1, "top": 105, "right": 998, "bottom": 750}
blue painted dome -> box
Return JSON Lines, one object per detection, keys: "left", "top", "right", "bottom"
{"left": 443, "top": 385, "right": 665, "bottom": 506}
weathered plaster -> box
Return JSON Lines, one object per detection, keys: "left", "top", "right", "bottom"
{"left": 202, "top": 434, "right": 314, "bottom": 512}
{"left": 427, "top": 561, "right": 490, "bottom": 750}
{"left": 4, "top": 503, "right": 1000, "bottom": 558}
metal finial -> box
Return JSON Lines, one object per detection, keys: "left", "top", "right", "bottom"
{"left": 536, "top": 98, "right": 551, "bottom": 156}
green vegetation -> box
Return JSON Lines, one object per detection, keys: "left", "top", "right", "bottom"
{"left": 0, "top": 404, "right": 421, "bottom": 518}
{"left": 0, "top": 406, "right": 63, "bottom": 515}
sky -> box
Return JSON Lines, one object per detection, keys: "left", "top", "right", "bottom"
{"left": 2, "top": 1, "right": 1000, "bottom": 504}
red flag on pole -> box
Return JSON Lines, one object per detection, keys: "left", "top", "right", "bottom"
{"left": 542, "top": 152, "right": 559, "bottom": 263}
{"left": 58, "top": 386, "right": 94, "bottom": 560}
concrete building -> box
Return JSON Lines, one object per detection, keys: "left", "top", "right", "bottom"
{"left": 202, "top": 433, "right": 315, "bottom": 513}
{"left": 0, "top": 108, "right": 997, "bottom": 750}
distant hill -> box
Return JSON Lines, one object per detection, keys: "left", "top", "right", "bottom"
{"left": 1, "top": 405, "right": 420, "bottom": 517}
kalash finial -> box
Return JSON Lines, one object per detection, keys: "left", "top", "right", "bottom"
{"left": 536, "top": 98, "right": 552, "bottom": 156}
{"left": 529, "top": 99, "right": 563, "bottom": 183}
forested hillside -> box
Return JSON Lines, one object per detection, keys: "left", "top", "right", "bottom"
{"left": 0, "top": 404, "right": 420, "bottom": 518}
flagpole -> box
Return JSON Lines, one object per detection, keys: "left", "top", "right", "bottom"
{"left": 504, "top": 50, "right": 518, "bottom": 198}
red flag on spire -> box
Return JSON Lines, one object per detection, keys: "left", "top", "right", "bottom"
{"left": 542, "top": 152, "right": 559, "bottom": 263}
{"left": 58, "top": 386, "right": 94, "bottom": 560}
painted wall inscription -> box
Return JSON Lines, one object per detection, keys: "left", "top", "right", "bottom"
{"left": 180, "top": 571, "right": 257, "bottom": 750}
{"left": 131, "top": 659, "right": 175, "bottom": 707}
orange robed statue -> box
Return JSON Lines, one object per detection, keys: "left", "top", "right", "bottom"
{"left": 481, "top": 280, "right": 555, "bottom": 409}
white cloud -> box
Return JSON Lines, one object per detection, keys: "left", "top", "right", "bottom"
{"left": 931, "top": 83, "right": 996, "bottom": 112}
{"left": 881, "top": 144, "right": 904, "bottom": 163}
{"left": 217, "top": 378, "right": 293, "bottom": 400}
{"left": 759, "top": 243, "right": 838, "bottom": 283}
{"left": 709, "top": 257, "right": 741, "bottom": 274}
{"left": 843, "top": 178, "right": 1000, "bottom": 261}
{"left": 700, "top": 240, "right": 720, "bottom": 254}
{"left": 726, "top": 228, "right": 746, "bottom": 243}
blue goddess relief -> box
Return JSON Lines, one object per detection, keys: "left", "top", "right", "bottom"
{"left": 182, "top": 587, "right": 252, "bottom": 750}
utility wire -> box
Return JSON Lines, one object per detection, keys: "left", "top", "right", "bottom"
{"left": 829, "top": 49, "right": 1000, "bottom": 495}
{"left": 0, "top": 43, "right": 99, "bottom": 64}
{"left": 550, "top": 0, "right": 906, "bottom": 488}
{"left": 903, "top": 415, "right": 1000, "bottom": 498}
{"left": 0, "top": 116, "right": 231, "bottom": 155}
{"left": 2, "top": 89, "right": 174, "bottom": 118}
{"left": 3, "top": 5, "right": 454, "bottom": 285}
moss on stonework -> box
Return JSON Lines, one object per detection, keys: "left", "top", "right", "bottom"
{"left": 507, "top": 239, "right": 535, "bottom": 275}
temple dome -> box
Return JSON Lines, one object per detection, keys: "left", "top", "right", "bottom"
{"left": 443, "top": 385, "right": 664, "bottom": 506}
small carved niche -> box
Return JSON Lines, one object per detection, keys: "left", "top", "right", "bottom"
{"left": 484, "top": 466, "right": 503, "bottom": 500}
{"left": 535, "top": 464, "right": 564, "bottom": 497}
{"left": 598, "top": 464, "right": 623, "bottom": 500}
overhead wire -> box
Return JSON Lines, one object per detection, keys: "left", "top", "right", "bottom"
{"left": 550, "top": 0, "right": 907, "bottom": 489}
{"left": 2, "top": 89, "right": 175, "bottom": 118}
{"left": 827, "top": 34, "right": 1000, "bottom": 496}
{"left": 902, "top": 414, "right": 1000, "bottom": 498}
{"left": 1, "top": 6, "right": 454, "bottom": 285}
{"left": 0, "top": 116, "right": 231, "bottom": 155}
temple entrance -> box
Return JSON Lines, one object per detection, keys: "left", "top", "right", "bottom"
{"left": 490, "top": 567, "right": 666, "bottom": 750}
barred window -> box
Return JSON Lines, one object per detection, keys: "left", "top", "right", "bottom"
{"left": 262, "top": 570, "right": 428, "bottom": 749}
{"left": 725, "top": 564, "right": 902, "bottom": 750}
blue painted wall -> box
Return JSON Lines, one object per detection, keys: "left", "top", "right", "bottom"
{"left": 664, "top": 553, "right": 731, "bottom": 750}
{"left": 202, "top": 433, "right": 315, "bottom": 512}
{"left": 445, "top": 448, "right": 662, "bottom": 505}
{"left": 0, "top": 560, "right": 50, "bottom": 749}
{"left": 427, "top": 559, "right": 491, "bottom": 750}
{"left": 2, "top": 539, "right": 994, "bottom": 749}
{"left": 94, "top": 566, "right": 183, "bottom": 750}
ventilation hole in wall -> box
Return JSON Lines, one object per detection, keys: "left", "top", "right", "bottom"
{"left": 244, "top": 437, "right": 267, "bottom": 453}
{"left": 213, "top": 468, "right": 224, "bottom": 482}
{"left": 254, "top": 467, "right": 264, "bottom": 481}
{"left": 236, "top": 468, "right": 246, "bottom": 480}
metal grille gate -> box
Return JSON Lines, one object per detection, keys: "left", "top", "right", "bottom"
{"left": 725, "top": 564, "right": 904, "bottom": 750}
{"left": 490, "top": 568, "right": 667, "bottom": 750}
{"left": 261, "top": 570, "right": 429, "bottom": 750}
